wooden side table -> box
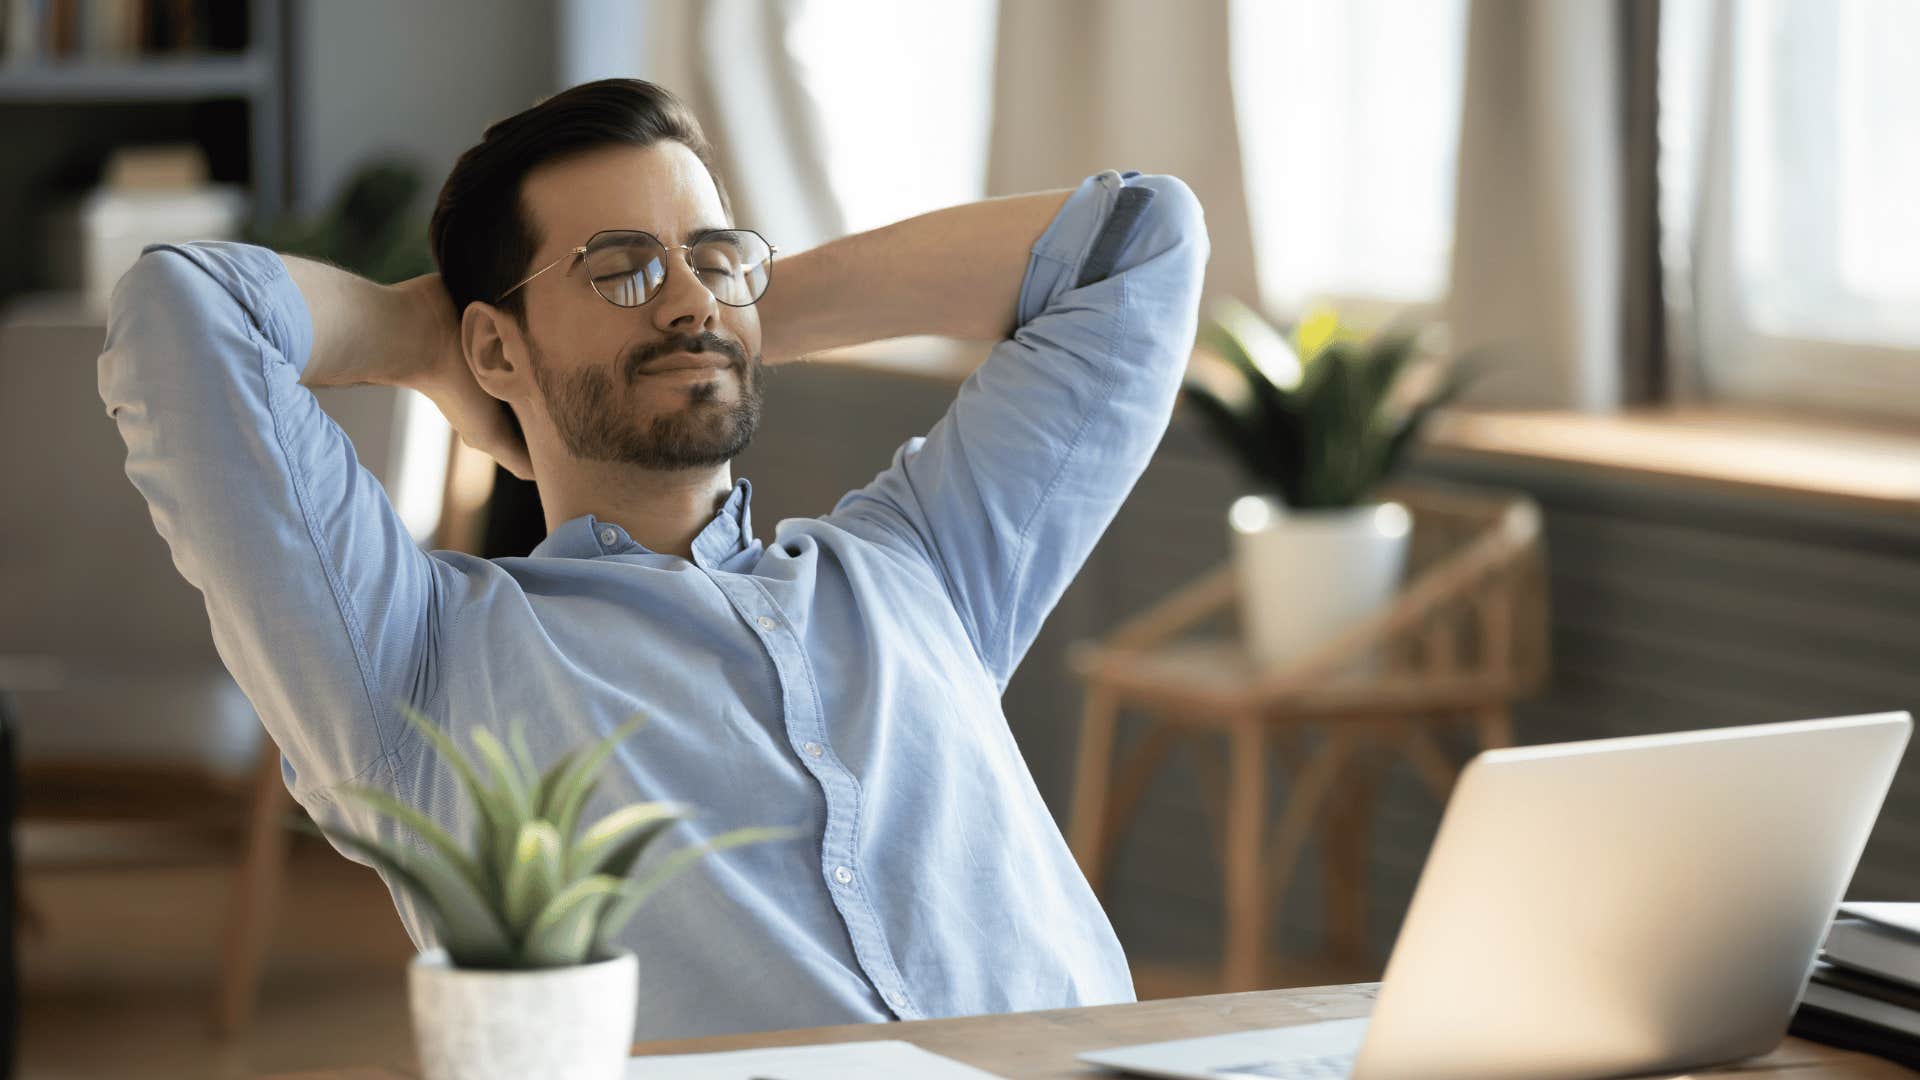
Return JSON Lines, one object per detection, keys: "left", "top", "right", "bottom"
{"left": 1069, "top": 486, "right": 1548, "bottom": 991}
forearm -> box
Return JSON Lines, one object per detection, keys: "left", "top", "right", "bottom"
{"left": 756, "top": 189, "right": 1073, "bottom": 364}
{"left": 285, "top": 255, "right": 444, "bottom": 389}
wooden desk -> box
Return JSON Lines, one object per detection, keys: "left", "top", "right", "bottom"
{"left": 264, "top": 983, "right": 1914, "bottom": 1079}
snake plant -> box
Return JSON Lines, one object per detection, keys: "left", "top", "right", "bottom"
{"left": 1184, "top": 299, "right": 1465, "bottom": 509}
{"left": 307, "top": 709, "right": 792, "bottom": 969}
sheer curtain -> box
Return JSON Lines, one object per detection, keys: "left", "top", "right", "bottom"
{"left": 575, "top": 0, "right": 997, "bottom": 250}
{"left": 786, "top": 0, "right": 998, "bottom": 235}
{"left": 1664, "top": 0, "right": 1920, "bottom": 416}
{"left": 1230, "top": 0, "right": 1469, "bottom": 321}
{"left": 988, "top": 0, "right": 1259, "bottom": 304}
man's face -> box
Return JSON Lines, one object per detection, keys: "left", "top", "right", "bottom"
{"left": 513, "top": 142, "right": 764, "bottom": 470}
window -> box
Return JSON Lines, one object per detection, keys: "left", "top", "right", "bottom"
{"left": 1664, "top": 0, "right": 1920, "bottom": 413}
{"left": 1229, "top": 0, "right": 1469, "bottom": 320}
{"left": 788, "top": 0, "right": 999, "bottom": 235}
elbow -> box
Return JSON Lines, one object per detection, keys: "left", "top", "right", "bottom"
{"left": 98, "top": 248, "right": 219, "bottom": 412}
{"left": 1125, "top": 173, "right": 1211, "bottom": 278}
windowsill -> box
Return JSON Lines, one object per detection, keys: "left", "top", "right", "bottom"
{"left": 788, "top": 340, "right": 1920, "bottom": 518}
{"left": 1423, "top": 407, "right": 1920, "bottom": 517}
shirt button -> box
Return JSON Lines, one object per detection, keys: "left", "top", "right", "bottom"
{"left": 757, "top": 616, "right": 777, "bottom": 630}
{"left": 884, "top": 990, "right": 906, "bottom": 1011}
{"left": 833, "top": 865, "right": 853, "bottom": 885}
{"left": 803, "top": 742, "right": 824, "bottom": 758}
{"left": 598, "top": 527, "right": 617, "bottom": 545}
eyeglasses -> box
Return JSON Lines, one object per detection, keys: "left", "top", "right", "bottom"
{"left": 495, "top": 228, "right": 777, "bottom": 308}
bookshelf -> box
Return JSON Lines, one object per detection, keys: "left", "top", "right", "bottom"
{"left": 0, "top": 0, "right": 286, "bottom": 299}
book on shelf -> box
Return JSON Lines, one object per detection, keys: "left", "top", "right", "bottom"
{"left": 0, "top": 0, "right": 234, "bottom": 66}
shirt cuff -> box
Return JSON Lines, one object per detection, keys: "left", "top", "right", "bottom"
{"left": 140, "top": 241, "right": 316, "bottom": 373}
{"left": 1014, "top": 169, "right": 1142, "bottom": 328}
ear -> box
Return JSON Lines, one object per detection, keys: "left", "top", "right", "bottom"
{"left": 461, "top": 301, "right": 531, "bottom": 408}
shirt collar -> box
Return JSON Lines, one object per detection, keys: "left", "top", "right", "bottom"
{"left": 529, "top": 477, "right": 758, "bottom": 566}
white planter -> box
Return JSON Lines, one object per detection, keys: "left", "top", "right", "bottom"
{"left": 409, "top": 949, "right": 637, "bottom": 1080}
{"left": 1228, "top": 496, "right": 1412, "bottom": 668}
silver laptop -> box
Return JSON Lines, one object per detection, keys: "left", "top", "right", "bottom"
{"left": 1081, "top": 712, "right": 1912, "bottom": 1080}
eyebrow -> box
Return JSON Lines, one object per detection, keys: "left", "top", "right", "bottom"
{"left": 684, "top": 226, "right": 737, "bottom": 246}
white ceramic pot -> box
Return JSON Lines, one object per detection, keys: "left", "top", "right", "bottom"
{"left": 1228, "top": 496, "right": 1412, "bottom": 668}
{"left": 408, "top": 949, "right": 638, "bottom": 1080}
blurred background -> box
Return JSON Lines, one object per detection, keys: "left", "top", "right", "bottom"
{"left": 3, "top": 0, "right": 1919, "bottom": 1076}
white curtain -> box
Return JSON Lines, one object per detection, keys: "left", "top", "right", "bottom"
{"left": 987, "top": 0, "right": 1258, "bottom": 305}
{"left": 562, "top": 0, "right": 848, "bottom": 253}
{"left": 1662, "top": 0, "right": 1920, "bottom": 417}
{"left": 1445, "top": 0, "right": 1634, "bottom": 411}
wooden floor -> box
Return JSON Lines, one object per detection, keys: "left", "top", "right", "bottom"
{"left": 16, "top": 829, "right": 1380, "bottom": 1078}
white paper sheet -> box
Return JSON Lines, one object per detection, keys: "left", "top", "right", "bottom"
{"left": 625, "top": 1038, "right": 1005, "bottom": 1079}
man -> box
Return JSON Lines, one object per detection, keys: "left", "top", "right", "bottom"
{"left": 101, "top": 79, "right": 1207, "bottom": 1038}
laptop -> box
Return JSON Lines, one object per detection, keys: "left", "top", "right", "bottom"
{"left": 1081, "top": 712, "right": 1912, "bottom": 1080}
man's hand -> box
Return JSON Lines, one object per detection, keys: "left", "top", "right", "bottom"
{"left": 390, "top": 274, "right": 534, "bottom": 481}
{"left": 288, "top": 256, "right": 532, "bottom": 481}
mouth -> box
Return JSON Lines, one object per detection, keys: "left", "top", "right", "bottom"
{"left": 637, "top": 351, "right": 733, "bottom": 376}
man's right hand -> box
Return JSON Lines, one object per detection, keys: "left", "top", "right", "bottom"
{"left": 288, "top": 256, "right": 533, "bottom": 481}
{"left": 391, "top": 273, "right": 534, "bottom": 481}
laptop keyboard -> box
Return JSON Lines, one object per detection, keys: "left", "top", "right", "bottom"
{"left": 1210, "top": 1051, "right": 1356, "bottom": 1078}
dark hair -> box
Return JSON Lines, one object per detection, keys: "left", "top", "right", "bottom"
{"left": 429, "top": 78, "right": 731, "bottom": 320}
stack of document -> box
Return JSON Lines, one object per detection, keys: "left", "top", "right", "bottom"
{"left": 1792, "top": 902, "right": 1920, "bottom": 1067}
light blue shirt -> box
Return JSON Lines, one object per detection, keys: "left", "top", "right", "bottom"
{"left": 101, "top": 169, "right": 1208, "bottom": 1039}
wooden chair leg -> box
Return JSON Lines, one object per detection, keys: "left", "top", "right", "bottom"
{"left": 1322, "top": 748, "right": 1378, "bottom": 965}
{"left": 1069, "top": 686, "right": 1122, "bottom": 898}
{"left": 1400, "top": 725, "right": 1460, "bottom": 801}
{"left": 1475, "top": 706, "right": 1514, "bottom": 750}
{"left": 1221, "top": 716, "right": 1271, "bottom": 992}
{"left": 213, "top": 737, "right": 294, "bottom": 1035}
{"left": 1097, "top": 721, "right": 1181, "bottom": 877}
{"left": 1264, "top": 733, "right": 1354, "bottom": 920}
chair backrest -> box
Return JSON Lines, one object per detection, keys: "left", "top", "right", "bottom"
{"left": 0, "top": 299, "right": 405, "bottom": 773}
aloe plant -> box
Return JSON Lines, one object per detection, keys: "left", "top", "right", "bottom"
{"left": 1184, "top": 299, "right": 1466, "bottom": 509}
{"left": 305, "top": 708, "right": 792, "bottom": 969}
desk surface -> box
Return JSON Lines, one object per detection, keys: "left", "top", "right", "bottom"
{"left": 264, "top": 983, "right": 1915, "bottom": 1080}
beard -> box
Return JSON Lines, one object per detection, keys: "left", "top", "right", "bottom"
{"left": 529, "top": 330, "right": 765, "bottom": 470}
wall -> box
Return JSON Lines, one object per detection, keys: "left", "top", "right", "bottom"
{"left": 291, "top": 0, "right": 556, "bottom": 219}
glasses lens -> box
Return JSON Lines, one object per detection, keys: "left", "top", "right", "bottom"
{"left": 687, "top": 230, "right": 773, "bottom": 307}
{"left": 583, "top": 232, "right": 668, "bottom": 307}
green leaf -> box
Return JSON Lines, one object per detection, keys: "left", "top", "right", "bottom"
{"left": 333, "top": 783, "right": 487, "bottom": 899}
{"left": 533, "top": 748, "right": 580, "bottom": 818}
{"left": 507, "top": 716, "right": 540, "bottom": 795}
{"left": 568, "top": 802, "right": 689, "bottom": 881}
{"left": 521, "top": 876, "right": 623, "bottom": 967}
{"left": 593, "top": 825, "right": 800, "bottom": 954}
{"left": 502, "top": 821, "right": 566, "bottom": 935}
{"left": 299, "top": 819, "right": 514, "bottom": 967}
{"left": 544, "top": 715, "right": 647, "bottom": 842}
{"left": 1355, "top": 332, "right": 1416, "bottom": 414}
{"left": 400, "top": 705, "right": 520, "bottom": 877}
{"left": 471, "top": 728, "right": 534, "bottom": 820}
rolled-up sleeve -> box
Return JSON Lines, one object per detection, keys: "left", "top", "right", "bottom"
{"left": 99, "top": 242, "right": 440, "bottom": 795}
{"left": 827, "top": 170, "right": 1210, "bottom": 686}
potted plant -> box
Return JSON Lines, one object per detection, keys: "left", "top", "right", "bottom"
{"left": 306, "top": 709, "right": 791, "bottom": 1080}
{"left": 1183, "top": 300, "right": 1465, "bottom": 668}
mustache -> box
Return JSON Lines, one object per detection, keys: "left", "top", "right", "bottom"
{"left": 622, "top": 331, "right": 750, "bottom": 382}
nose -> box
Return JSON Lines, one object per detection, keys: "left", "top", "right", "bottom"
{"left": 649, "top": 246, "right": 722, "bottom": 334}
